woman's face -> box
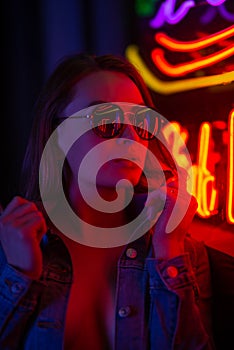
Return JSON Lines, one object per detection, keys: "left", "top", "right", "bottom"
{"left": 57, "top": 70, "right": 149, "bottom": 189}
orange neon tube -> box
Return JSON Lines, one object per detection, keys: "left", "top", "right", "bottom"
{"left": 151, "top": 45, "right": 234, "bottom": 77}
{"left": 125, "top": 44, "right": 234, "bottom": 94}
{"left": 154, "top": 25, "right": 234, "bottom": 51}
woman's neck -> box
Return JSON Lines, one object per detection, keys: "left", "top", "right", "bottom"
{"left": 67, "top": 178, "right": 134, "bottom": 228}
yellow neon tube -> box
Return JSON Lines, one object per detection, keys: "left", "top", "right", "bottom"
{"left": 125, "top": 45, "right": 234, "bottom": 94}
{"left": 195, "top": 123, "right": 217, "bottom": 218}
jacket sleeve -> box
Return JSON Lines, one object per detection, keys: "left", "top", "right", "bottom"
{"left": 0, "top": 263, "right": 33, "bottom": 324}
{"left": 146, "top": 249, "right": 216, "bottom": 350}
{"left": 0, "top": 243, "right": 36, "bottom": 345}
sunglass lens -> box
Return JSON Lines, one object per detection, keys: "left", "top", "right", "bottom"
{"left": 92, "top": 105, "right": 123, "bottom": 138}
{"left": 135, "top": 108, "right": 159, "bottom": 140}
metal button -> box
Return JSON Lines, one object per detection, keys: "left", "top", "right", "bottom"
{"left": 126, "top": 248, "right": 137, "bottom": 259}
{"left": 166, "top": 266, "right": 178, "bottom": 278}
{"left": 10, "top": 283, "right": 23, "bottom": 294}
{"left": 118, "top": 306, "right": 131, "bottom": 318}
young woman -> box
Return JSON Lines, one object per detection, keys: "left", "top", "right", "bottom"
{"left": 0, "top": 53, "right": 215, "bottom": 349}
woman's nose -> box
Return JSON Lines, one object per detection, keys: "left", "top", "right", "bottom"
{"left": 116, "top": 124, "right": 139, "bottom": 144}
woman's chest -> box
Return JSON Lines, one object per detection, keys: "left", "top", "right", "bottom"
{"left": 63, "top": 244, "right": 122, "bottom": 350}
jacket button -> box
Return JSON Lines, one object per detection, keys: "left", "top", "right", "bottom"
{"left": 118, "top": 306, "right": 131, "bottom": 318}
{"left": 126, "top": 248, "right": 137, "bottom": 259}
{"left": 10, "top": 282, "right": 23, "bottom": 294}
{"left": 166, "top": 266, "right": 178, "bottom": 278}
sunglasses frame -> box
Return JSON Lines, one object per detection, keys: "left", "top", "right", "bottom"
{"left": 55, "top": 102, "right": 162, "bottom": 140}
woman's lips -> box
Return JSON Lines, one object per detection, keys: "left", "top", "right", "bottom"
{"left": 112, "top": 158, "right": 141, "bottom": 167}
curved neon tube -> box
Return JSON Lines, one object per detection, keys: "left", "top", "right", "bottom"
{"left": 154, "top": 25, "right": 234, "bottom": 51}
{"left": 227, "top": 109, "right": 234, "bottom": 223}
{"left": 125, "top": 45, "right": 234, "bottom": 94}
{"left": 151, "top": 45, "right": 234, "bottom": 77}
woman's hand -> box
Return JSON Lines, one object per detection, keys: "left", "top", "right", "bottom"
{"left": 145, "top": 179, "right": 198, "bottom": 259}
{"left": 0, "top": 196, "right": 47, "bottom": 279}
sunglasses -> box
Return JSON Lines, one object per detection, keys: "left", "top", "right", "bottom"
{"left": 56, "top": 103, "right": 162, "bottom": 140}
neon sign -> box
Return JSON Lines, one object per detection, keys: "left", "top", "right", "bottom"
{"left": 227, "top": 109, "right": 234, "bottom": 223}
{"left": 136, "top": 0, "right": 234, "bottom": 23}
{"left": 149, "top": 0, "right": 228, "bottom": 28}
{"left": 151, "top": 25, "right": 234, "bottom": 77}
{"left": 151, "top": 45, "right": 234, "bottom": 77}
{"left": 154, "top": 25, "right": 234, "bottom": 51}
{"left": 201, "top": 2, "right": 234, "bottom": 23}
{"left": 125, "top": 21, "right": 234, "bottom": 93}
{"left": 129, "top": 1, "right": 234, "bottom": 225}
{"left": 125, "top": 44, "right": 234, "bottom": 94}
{"left": 192, "top": 123, "right": 218, "bottom": 218}
{"left": 163, "top": 109, "right": 234, "bottom": 223}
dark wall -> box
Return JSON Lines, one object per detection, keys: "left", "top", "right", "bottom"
{"left": 2, "top": 0, "right": 135, "bottom": 206}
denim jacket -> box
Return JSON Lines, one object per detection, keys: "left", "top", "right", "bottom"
{"left": 0, "top": 231, "right": 215, "bottom": 350}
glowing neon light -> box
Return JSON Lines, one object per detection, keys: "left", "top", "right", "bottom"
{"left": 206, "top": 0, "right": 226, "bottom": 5}
{"left": 152, "top": 110, "right": 234, "bottom": 224}
{"left": 201, "top": 6, "right": 216, "bottom": 24}
{"left": 219, "top": 3, "right": 234, "bottom": 22}
{"left": 227, "top": 109, "right": 234, "bottom": 223}
{"left": 192, "top": 123, "right": 217, "bottom": 218}
{"left": 171, "top": 122, "right": 189, "bottom": 144}
{"left": 163, "top": 122, "right": 191, "bottom": 170}
{"left": 162, "top": 122, "right": 193, "bottom": 194}
{"left": 125, "top": 44, "right": 234, "bottom": 94}
{"left": 201, "top": 3, "right": 234, "bottom": 24}
{"left": 149, "top": 0, "right": 227, "bottom": 29}
{"left": 152, "top": 26, "right": 234, "bottom": 77}
{"left": 151, "top": 45, "right": 234, "bottom": 77}
{"left": 154, "top": 25, "right": 234, "bottom": 52}
{"left": 150, "top": 0, "right": 194, "bottom": 28}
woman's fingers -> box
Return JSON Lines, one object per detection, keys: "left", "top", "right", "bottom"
{"left": 144, "top": 178, "right": 197, "bottom": 232}
{"left": 0, "top": 196, "right": 47, "bottom": 279}
{"left": 1, "top": 196, "right": 38, "bottom": 219}
{"left": 0, "top": 198, "right": 47, "bottom": 241}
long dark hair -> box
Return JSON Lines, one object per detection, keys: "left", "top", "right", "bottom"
{"left": 20, "top": 53, "right": 177, "bottom": 200}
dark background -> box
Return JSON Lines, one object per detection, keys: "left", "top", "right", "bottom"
{"left": 2, "top": 0, "right": 137, "bottom": 205}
